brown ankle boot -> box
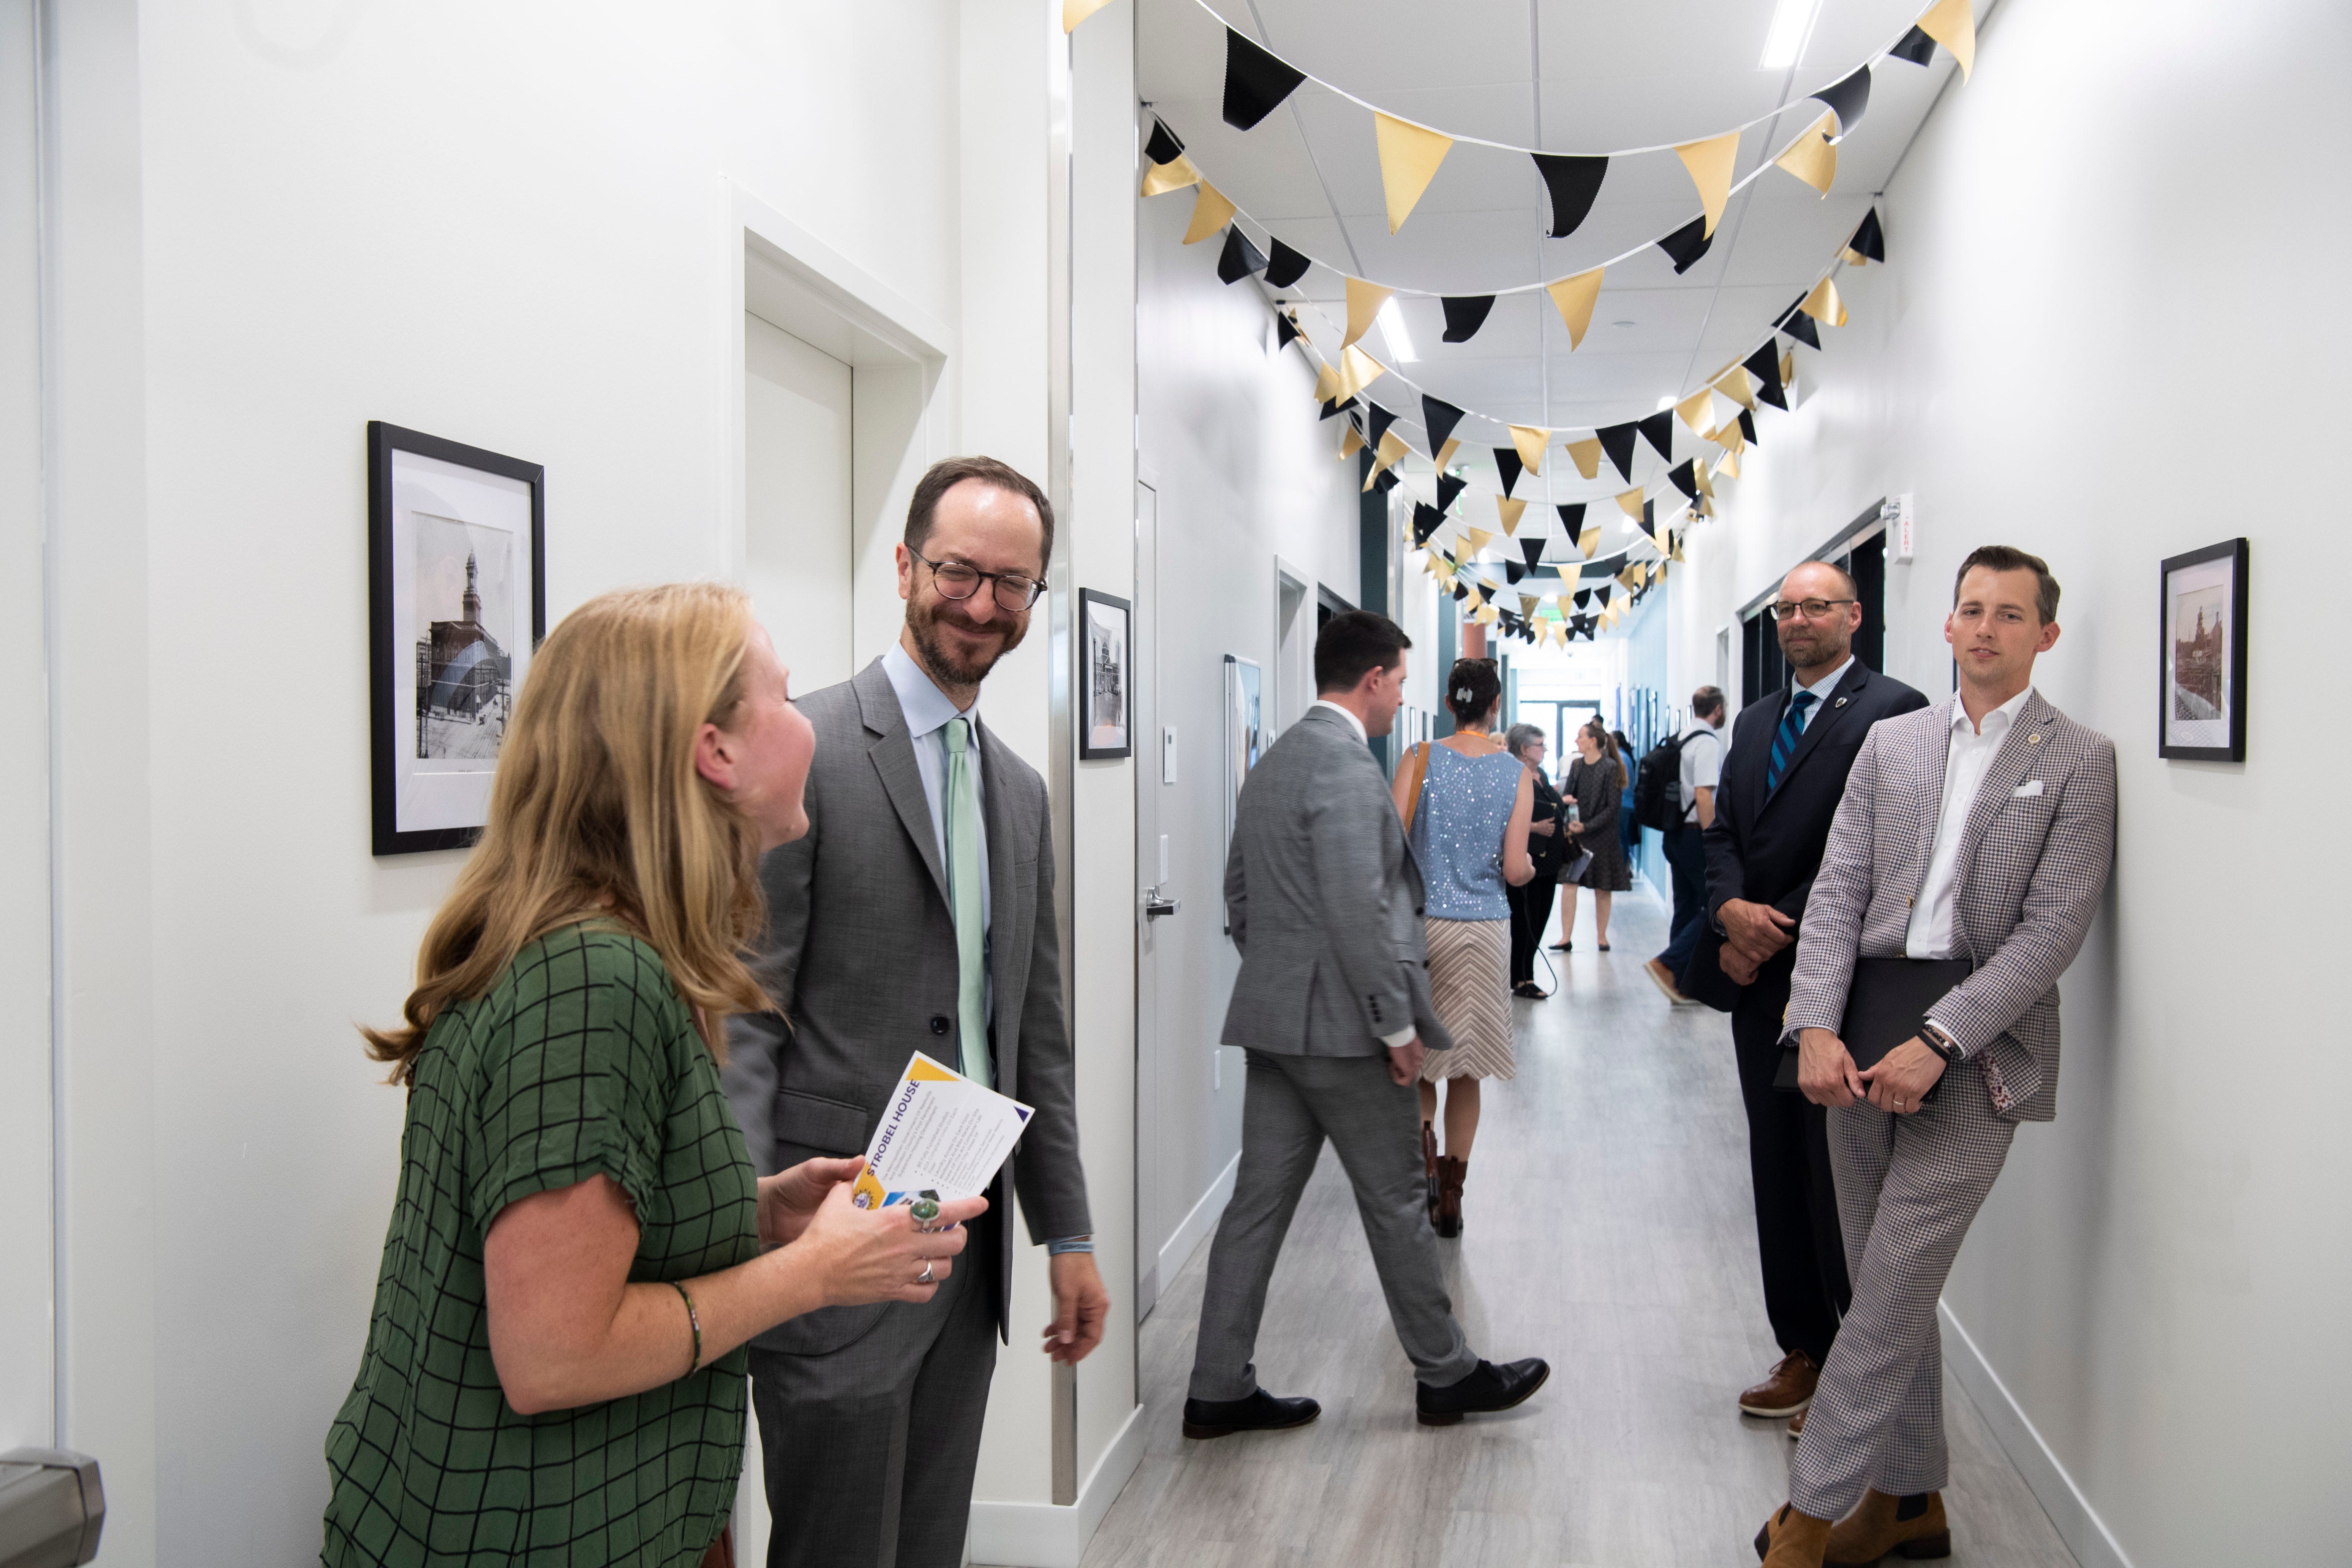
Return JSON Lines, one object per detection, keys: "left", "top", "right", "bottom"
{"left": 1753, "top": 1502, "right": 1833, "bottom": 1566}
{"left": 1422, "top": 1123, "right": 1440, "bottom": 1223}
{"left": 1824, "top": 1489, "right": 1949, "bottom": 1566}
{"left": 1434, "top": 1156, "right": 1466, "bottom": 1237}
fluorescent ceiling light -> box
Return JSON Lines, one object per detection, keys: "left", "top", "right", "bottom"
{"left": 1378, "top": 298, "right": 1417, "bottom": 362}
{"left": 1758, "top": 0, "right": 1823, "bottom": 68}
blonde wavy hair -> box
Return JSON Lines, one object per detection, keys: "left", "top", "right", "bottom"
{"left": 364, "top": 582, "right": 771, "bottom": 1084}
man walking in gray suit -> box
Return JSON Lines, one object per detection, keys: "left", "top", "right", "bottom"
{"left": 1755, "top": 547, "right": 2116, "bottom": 1568}
{"left": 724, "top": 456, "right": 1105, "bottom": 1568}
{"left": 1183, "top": 610, "right": 1548, "bottom": 1438}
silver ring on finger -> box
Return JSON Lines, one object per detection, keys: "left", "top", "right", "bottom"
{"left": 917, "top": 1261, "right": 936, "bottom": 1286}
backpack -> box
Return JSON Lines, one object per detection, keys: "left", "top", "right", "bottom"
{"left": 1633, "top": 732, "right": 1695, "bottom": 831}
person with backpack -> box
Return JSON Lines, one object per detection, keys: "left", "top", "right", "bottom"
{"left": 1642, "top": 688, "right": 1727, "bottom": 1005}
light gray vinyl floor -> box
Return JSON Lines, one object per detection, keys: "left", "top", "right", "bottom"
{"left": 1081, "top": 885, "right": 2077, "bottom": 1568}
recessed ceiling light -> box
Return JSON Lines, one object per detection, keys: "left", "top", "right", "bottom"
{"left": 1612, "top": 319, "right": 1636, "bottom": 328}
{"left": 1655, "top": 395, "right": 1675, "bottom": 411}
{"left": 1759, "top": 0, "right": 1824, "bottom": 68}
{"left": 1378, "top": 298, "right": 1417, "bottom": 363}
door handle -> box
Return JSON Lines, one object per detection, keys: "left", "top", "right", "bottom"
{"left": 1143, "top": 888, "right": 1181, "bottom": 919}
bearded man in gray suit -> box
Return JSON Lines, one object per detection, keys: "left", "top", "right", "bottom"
{"left": 1182, "top": 610, "right": 1548, "bottom": 1439}
{"left": 724, "top": 456, "right": 1104, "bottom": 1568}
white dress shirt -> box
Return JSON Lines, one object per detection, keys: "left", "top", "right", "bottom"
{"left": 881, "top": 639, "right": 991, "bottom": 973}
{"left": 1904, "top": 686, "right": 2034, "bottom": 960}
{"left": 1313, "top": 697, "right": 1416, "bottom": 1050}
{"left": 1789, "top": 655, "right": 1855, "bottom": 732}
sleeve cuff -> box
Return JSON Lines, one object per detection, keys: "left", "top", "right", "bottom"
{"left": 1046, "top": 1236, "right": 1094, "bottom": 1255}
{"left": 1378, "top": 1026, "right": 1416, "bottom": 1049}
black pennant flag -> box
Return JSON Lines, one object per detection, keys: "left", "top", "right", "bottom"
{"left": 1887, "top": 25, "right": 1937, "bottom": 66}
{"left": 1274, "top": 310, "right": 1301, "bottom": 349}
{"left": 1637, "top": 411, "right": 1676, "bottom": 463}
{"left": 1505, "top": 560, "right": 1528, "bottom": 585}
{"left": 1223, "top": 30, "right": 1306, "bottom": 131}
{"left": 1642, "top": 496, "right": 1657, "bottom": 535}
{"left": 1421, "top": 394, "right": 1466, "bottom": 455}
{"left": 1667, "top": 459, "right": 1699, "bottom": 500}
{"left": 1412, "top": 503, "right": 1443, "bottom": 546}
{"left": 1521, "top": 537, "right": 1546, "bottom": 571}
{"left": 1777, "top": 298, "right": 1821, "bottom": 350}
{"left": 1657, "top": 214, "right": 1714, "bottom": 275}
{"left": 1373, "top": 468, "right": 1400, "bottom": 494}
{"left": 1263, "top": 239, "right": 1310, "bottom": 289}
{"left": 1848, "top": 207, "right": 1886, "bottom": 263}
{"left": 1436, "top": 472, "right": 1467, "bottom": 512}
{"left": 1318, "top": 395, "right": 1356, "bottom": 422}
{"left": 1814, "top": 66, "right": 1872, "bottom": 134}
{"left": 1367, "top": 404, "right": 1397, "bottom": 446}
{"left": 1216, "top": 227, "right": 1268, "bottom": 284}
{"left": 1596, "top": 584, "right": 1613, "bottom": 606}
{"left": 1451, "top": 580, "right": 1470, "bottom": 602}
{"left": 1596, "top": 422, "right": 1638, "bottom": 483}
{"left": 1494, "top": 446, "right": 1524, "bottom": 498}
{"left": 1144, "top": 118, "right": 1185, "bottom": 167}
{"left": 1556, "top": 501, "right": 1586, "bottom": 532}
{"left": 1531, "top": 153, "right": 1608, "bottom": 239}
{"left": 1441, "top": 295, "right": 1495, "bottom": 344}
{"left": 1743, "top": 340, "right": 1787, "bottom": 408}
{"left": 1574, "top": 589, "right": 1592, "bottom": 609}
{"left": 1739, "top": 408, "right": 1759, "bottom": 446}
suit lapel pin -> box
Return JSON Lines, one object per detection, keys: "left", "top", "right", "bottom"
{"left": 2028, "top": 733, "right": 2042, "bottom": 745}
{"left": 1834, "top": 697, "right": 1848, "bottom": 708}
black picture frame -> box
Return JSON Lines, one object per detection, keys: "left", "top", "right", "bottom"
{"left": 1077, "top": 588, "right": 1133, "bottom": 760}
{"left": 2157, "top": 537, "right": 2248, "bottom": 763}
{"left": 368, "top": 421, "right": 547, "bottom": 855}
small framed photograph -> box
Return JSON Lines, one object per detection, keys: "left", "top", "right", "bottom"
{"left": 2159, "top": 538, "right": 2248, "bottom": 762}
{"left": 368, "top": 422, "right": 546, "bottom": 855}
{"left": 1078, "top": 588, "right": 1132, "bottom": 760}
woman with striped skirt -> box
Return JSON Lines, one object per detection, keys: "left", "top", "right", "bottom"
{"left": 1390, "top": 658, "right": 1535, "bottom": 1236}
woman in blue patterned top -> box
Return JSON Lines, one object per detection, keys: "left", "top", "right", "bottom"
{"left": 1390, "top": 657, "right": 1534, "bottom": 1237}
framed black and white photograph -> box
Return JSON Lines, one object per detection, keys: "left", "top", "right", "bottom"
{"left": 1078, "top": 588, "right": 1132, "bottom": 760}
{"left": 2159, "top": 538, "right": 2248, "bottom": 762}
{"left": 368, "top": 421, "right": 546, "bottom": 855}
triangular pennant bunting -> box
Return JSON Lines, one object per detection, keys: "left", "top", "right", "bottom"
{"left": 1217, "top": 226, "right": 1269, "bottom": 283}
{"left": 1141, "top": 153, "right": 1202, "bottom": 198}
{"left": 1564, "top": 437, "right": 1602, "bottom": 481}
{"left": 1637, "top": 411, "right": 1675, "bottom": 463}
{"left": 1656, "top": 215, "right": 1714, "bottom": 275}
{"left": 1815, "top": 66, "right": 1872, "bottom": 136}
{"left": 1916, "top": 0, "right": 1976, "bottom": 80}
{"left": 1668, "top": 460, "right": 1699, "bottom": 500}
{"left": 1274, "top": 310, "right": 1301, "bottom": 349}
{"left": 1222, "top": 29, "right": 1307, "bottom": 131}
{"left": 1435, "top": 472, "right": 1467, "bottom": 512}
{"left": 1367, "top": 404, "right": 1397, "bottom": 446}
{"left": 1743, "top": 341, "right": 1787, "bottom": 409}
{"left": 1373, "top": 112, "right": 1453, "bottom": 233}
{"left": 1887, "top": 25, "right": 1938, "bottom": 66}
{"left": 1144, "top": 119, "right": 1185, "bottom": 167}
{"left": 1846, "top": 208, "right": 1886, "bottom": 265}
{"left": 1739, "top": 408, "right": 1759, "bottom": 446}
{"left": 1493, "top": 446, "right": 1523, "bottom": 498}
{"left": 1508, "top": 425, "right": 1549, "bottom": 478}
{"left": 1596, "top": 422, "right": 1638, "bottom": 483}
{"left": 1063, "top": 0, "right": 1113, "bottom": 31}
{"left": 1616, "top": 487, "right": 1646, "bottom": 520}
{"left": 1798, "top": 275, "right": 1847, "bottom": 327}
{"left": 1775, "top": 111, "right": 1838, "bottom": 196}
{"left": 1440, "top": 295, "right": 1494, "bottom": 344}
{"left": 1412, "top": 503, "right": 1443, "bottom": 546}
{"left": 1674, "top": 130, "right": 1741, "bottom": 237}
{"left": 1337, "top": 342, "right": 1386, "bottom": 400}
{"left": 1532, "top": 153, "right": 1608, "bottom": 238}
{"left": 1675, "top": 388, "right": 1716, "bottom": 438}
{"left": 1264, "top": 239, "right": 1311, "bottom": 288}
{"left": 1184, "top": 182, "right": 1236, "bottom": 244}
{"left": 1521, "top": 538, "right": 1546, "bottom": 571}
{"left": 1421, "top": 395, "right": 1465, "bottom": 455}
{"left": 1546, "top": 268, "right": 1604, "bottom": 350}
{"left": 1713, "top": 364, "right": 1756, "bottom": 411}
{"left": 1555, "top": 502, "right": 1585, "bottom": 533}
{"left": 1777, "top": 297, "right": 1822, "bottom": 349}
{"left": 1496, "top": 497, "right": 1527, "bottom": 536}
{"left": 1435, "top": 437, "right": 1462, "bottom": 468}
{"left": 1344, "top": 278, "right": 1393, "bottom": 349}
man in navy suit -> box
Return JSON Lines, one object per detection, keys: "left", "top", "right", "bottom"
{"left": 1688, "top": 561, "right": 1929, "bottom": 1430}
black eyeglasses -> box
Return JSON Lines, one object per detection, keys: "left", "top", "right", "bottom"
{"left": 909, "top": 546, "right": 1045, "bottom": 611}
{"left": 1767, "top": 597, "right": 1857, "bottom": 622}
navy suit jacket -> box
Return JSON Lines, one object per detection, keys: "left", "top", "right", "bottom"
{"left": 1682, "top": 660, "right": 1930, "bottom": 1012}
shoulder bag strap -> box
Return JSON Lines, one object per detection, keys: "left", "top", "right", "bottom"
{"left": 1399, "top": 741, "right": 1431, "bottom": 836}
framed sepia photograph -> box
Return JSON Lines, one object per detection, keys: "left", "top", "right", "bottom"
{"left": 368, "top": 421, "right": 546, "bottom": 855}
{"left": 2158, "top": 537, "right": 2248, "bottom": 762}
{"left": 1078, "top": 588, "right": 1132, "bottom": 760}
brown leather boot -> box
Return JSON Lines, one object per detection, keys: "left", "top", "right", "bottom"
{"left": 1422, "top": 1123, "right": 1440, "bottom": 1224}
{"left": 1753, "top": 1503, "right": 1833, "bottom": 1566}
{"left": 1434, "top": 1156, "right": 1466, "bottom": 1238}
{"left": 1824, "top": 1489, "right": 1950, "bottom": 1565}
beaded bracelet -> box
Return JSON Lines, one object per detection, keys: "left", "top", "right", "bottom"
{"left": 669, "top": 1280, "right": 702, "bottom": 1375}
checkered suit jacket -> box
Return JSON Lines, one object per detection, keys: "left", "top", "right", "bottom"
{"left": 1784, "top": 690, "right": 2116, "bottom": 1122}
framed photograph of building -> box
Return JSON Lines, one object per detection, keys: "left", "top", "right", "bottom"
{"left": 368, "top": 422, "right": 546, "bottom": 855}
{"left": 1078, "top": 588, "right": 1132, "bottom": 760}
{"left": 2158, "top": 537, "right": 2248, "bottom": 762}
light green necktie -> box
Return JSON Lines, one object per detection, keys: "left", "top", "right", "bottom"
{"left": 943, "top": 717, "right": 990, "bottom": 1084}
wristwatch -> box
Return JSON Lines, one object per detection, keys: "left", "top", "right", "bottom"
{"left": 1919, "top": 1019, "right": 1965, "bottom": 1064}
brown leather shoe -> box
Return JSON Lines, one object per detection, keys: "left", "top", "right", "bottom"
{"left": 1824, "top": 1489, "right": 1950, "bottom": 1565}
{"left": 1787, "top": 1405, "right": 1806, "bottom": 1440}
{"left": 1753, "top": 1502, "right": 1833, "bottom": 1566}
{"left": 1434, "top": 1156, "right": 1467, "bottom": 1238}
{"left": 1643, "top": 956, "right": 1696, "bottom": 1004}
{"left": 1740, "top": 1350, "right": 1821, "bottom": 1418}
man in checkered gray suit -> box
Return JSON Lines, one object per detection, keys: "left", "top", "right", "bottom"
{"left": 1754, "top": 547, "right": 2117, "bottom": 1568}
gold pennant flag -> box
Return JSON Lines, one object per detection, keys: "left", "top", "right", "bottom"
{"left": 1475, "top": 603, "right": 1501, "bottom": 626}
{"left": 1579, "top": 524, "right": 1601, "bottom": 558}
{"left": 1312, "top": 361, "right": 1341, "bottom": 403}
{"left": 1719, "top": 447, "right": 1741, "bottom": 479}
{"left": 1616, "top": 487, "right": 1645, "bottom": 520}
{"left": 1619, "top": 563, "right": 1644, "bottom": 591}
{"left": 1775, "top": 111, "right": 1838, "bottom": 196}
{"left": 1799, "top": 275, "right": 1847, "bottom": 327}
{"left": 1714, "top": 365, "right": 1756, "bottom": 411}
{"left": 1675, "top": 130, "right": 1741, "bottom": 237}
{"left": 1694, "top": 461, "right": 1715, "bottom": 498}
{"left": 1780, "top": 349, "right": 1796, "bottom": 390}
{"left": 1373, "top": 112, "right": 1453, "bottom": 234}
{"left": 1337, "top": 343, "right": 1387, "bottom": 401}
{"left": 1917, "top": 0, "right": 1975, "bottom": 80}
{"left": 1434, "top": 437, "right": 1461, "bottom": 469}
{"left": 1462, "top": 582, "right": 1484, "bottom": 609}
{"left": 1519, "top": 593, "right": 1542, "bottom": 618}
{"left": 1361, "top": 429, "right": 1408, "bottom": 489}
{"left": 1565, "top": 436, "right": 1603, "bottom": 480}
{"left": 1673, "top": 534, "right": 1688, "bottom": 562}
{"left": 1463, "top": 526, "right": 1495, "bottom": 555}
{"left": 1676, "top": 387, "right": 1716, "bottom": 437}
{"left": 1546, "top": 268, "right": 1604, "bottom": 350}
{"left": 1344, "top": 278, "right": 1394, "bottom": 350}
{"left": 1496, "top": 497, "right": 1527, "bottom": 536}
{"left": 1062, "top": 0, "right": 1113, "bottom": 30}
{"left": 1715, "top": 417, "right": 1745, "bottom": 455}
{"left": 1184, "top": 182, "right": 1236, "bottom": 244}
{"left": 1508, "top": 425, "right": 1549, "bottom": 477}
{"left": 1339, "top": 425, "right": 1365, "bottom": 460}
{"left": 1141, "top": 153, "right": 1203, "bottom": 198}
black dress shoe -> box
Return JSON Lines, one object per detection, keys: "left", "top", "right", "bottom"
{"left": 1512, "top": 982, "right": 1549, "bottom": 999}
{"left": 1416, "top": 1358, "right": 1551, "bottom": 1427}
{"left": 1182, "top": 1388, "right": 1322, "bottom": 1440}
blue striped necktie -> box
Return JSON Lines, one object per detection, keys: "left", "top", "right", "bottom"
{"left": 1765, "top": 690, "right": 1817, "bottom": 792}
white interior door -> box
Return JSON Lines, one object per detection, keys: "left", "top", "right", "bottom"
{"left": 1133, "top": 482, "right": 1163, "bottom": 1315}
{"left": 745, "top": 312, "right": 854, "bottom": 692}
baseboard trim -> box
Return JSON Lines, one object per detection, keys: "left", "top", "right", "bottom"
{"left": 967, "top": 1400, "right": 1146, "bottom": 1567}
{"left": 1938, "top": 1301, "right": 2134, "bottom": 1568}
{"left": 1141, "top": 1150, "right": 1239, "bottom": 1320}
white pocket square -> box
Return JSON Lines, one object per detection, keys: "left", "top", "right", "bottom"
{"left": 2013, "top": 779, "right": 2044, "bottom": 798}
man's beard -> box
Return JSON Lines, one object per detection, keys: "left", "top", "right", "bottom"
{"left": 908, "top": 590, "right": 1028, "bottom": 687}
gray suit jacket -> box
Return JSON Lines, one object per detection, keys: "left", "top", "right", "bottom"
{"left": 723, "top": 657, "right": 1091, "bottom": 1350}
{"left": 1785, "top": 691, "right": 2117, "bottom": 1122}
{"left": 1219, "top": 704, "right": 1455, "bottom": 1057}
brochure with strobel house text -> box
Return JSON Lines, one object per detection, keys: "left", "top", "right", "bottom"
{"left": 851, "top": 1052, "right": 1033, "bottom": 1212}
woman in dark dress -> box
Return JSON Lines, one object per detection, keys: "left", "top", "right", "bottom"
{"left": 1554, "top": 717, "right": 1630, "bottom": 952}
{"left": 1503, "top": 722, "right": 1567, "bottom": 998}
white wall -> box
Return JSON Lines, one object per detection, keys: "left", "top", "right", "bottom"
{"left": 1666, "top": 2, "right": 2352, "bottom": 1560}
{"left": 33, "top": 1, "right": 1121, "bottom": 1560}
